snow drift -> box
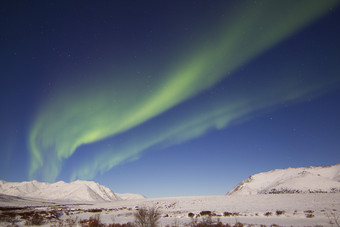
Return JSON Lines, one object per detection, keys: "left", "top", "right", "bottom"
{"left": 0, "top": 180, "right": 143, "bottom": 202}
{"left": 227, "top": 163, "right": 340, "bottom": 195}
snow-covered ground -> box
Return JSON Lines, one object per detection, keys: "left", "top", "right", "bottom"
{"left": 72, "top": 193, "right": 340, "bottom": 226}
{"left": 0, "top": 193, "right": 339, "bottom": 226}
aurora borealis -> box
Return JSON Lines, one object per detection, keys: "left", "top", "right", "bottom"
{"left": 1, "top": 0, "right": 340, "bottom": 197}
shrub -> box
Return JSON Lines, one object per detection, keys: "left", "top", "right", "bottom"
{"left": 24, "top": 212, "right": 45, "bottom": 226}
{"left": 107, "top": 224, "right": 134, "bottom": 227}
{"left": 275, "top": 210, "right": 285, "bottom": 216}
{"left": 189, "top": 216, "right": 214, "bottom": 227}
{"left": 51, "top": 217, "right": 79, "bottom": 227}
{"left": 80, "top": 214, "right": 105, "bottom": 227}
{"left": 264, "top": 212, "right": 272, "bottom": 216}
{"left": 188, "top": 217, "right": 198, "bottom": 227}
{"left": 65, "top": 217, "right": 79, "bottom": 226}
{"left": 88, "top": 209, "right": 103, "bottom": 213}
{"left": 189, "top": 216, "right": 234, "bottom": 227}
{"left": 134, "top": 206, "right": 161, "bottom": 227}
{"left": 0, "top": 212, "right": 20, "bottom": 226}
{"left": 200, "top": 211, "right": 212, "bottom": 216}
{"left": 200, "top": 215, "right": 213, "bottom": 226}
{"left": 223, "top": 212, "right": 232, "bottom": 217}
{"left": 234, "top": 223, "right": 244, "bottom": 227}
{"left": 188, "top": 213, "right": 195, "bottom": 218}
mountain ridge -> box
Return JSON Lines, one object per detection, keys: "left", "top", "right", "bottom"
{"left": 227, "top": 163, "right": 340, "bottom": 195}
{"left": 0, "top": 180, "right": 145, "bottom": 202}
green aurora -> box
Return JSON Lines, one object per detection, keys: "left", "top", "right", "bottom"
{"left": 29, "top": 0, "right": 339, "bottom": 181}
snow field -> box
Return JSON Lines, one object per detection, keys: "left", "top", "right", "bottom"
{"left": 1, "top": 193, "right": 336, "bottom": 226}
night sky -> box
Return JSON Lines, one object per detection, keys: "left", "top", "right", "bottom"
{"left": 1, "top": 0, "right": 340, "bottom": 198}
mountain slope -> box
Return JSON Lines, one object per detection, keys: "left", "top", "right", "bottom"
{"left": 0, "top": 180, "right": 121, "bottom": 202}
{"left": 227, "top": 163, "right": 340, "bottom": 195}
{"left": 116, "top": 193, "right": 147, "bottom": 200}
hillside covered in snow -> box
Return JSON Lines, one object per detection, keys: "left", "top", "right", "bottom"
{"left": 115, "top": 192, "right": 146, "bottom": 200}
{"left": 0, "top": 180, "right": 144, "bottom": 202}
{"left": 227, "top": 163, "right": 340, "bottom": 195}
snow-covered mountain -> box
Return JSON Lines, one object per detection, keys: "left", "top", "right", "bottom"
{"left": 0, "top": 180, "right": 142, "bottom": 202}
{"left": 227, "top": 163, "right": 340, "bottom": 195}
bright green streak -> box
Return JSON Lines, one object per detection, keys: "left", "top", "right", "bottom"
{"left": 29, "top": 0, "right": 338, "bottom": 181}
{"left": 71, "top": 75, "right": 339, "bottom": 180}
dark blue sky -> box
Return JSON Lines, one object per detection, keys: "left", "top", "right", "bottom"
{"left": 1, "top": 0, "right": 340, "bottom": 197}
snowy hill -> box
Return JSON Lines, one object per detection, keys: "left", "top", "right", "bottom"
{"left": 116, "top": 193, "right": 146, "bottom": 200}
{"left": 227, "top": 163, "right": 340, "bottom": 195}
{"left": 0, "top": 180, "right": 122, "bottom": 202}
